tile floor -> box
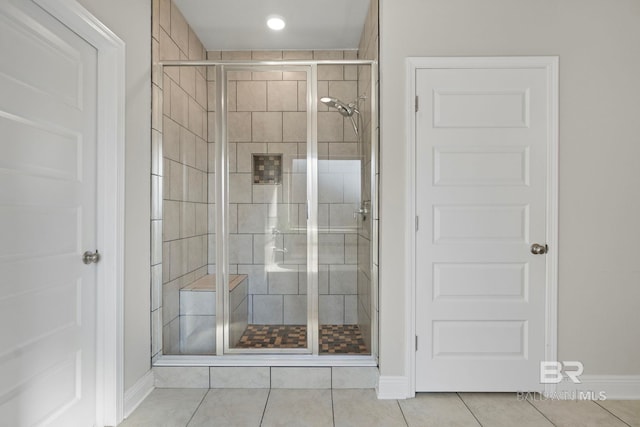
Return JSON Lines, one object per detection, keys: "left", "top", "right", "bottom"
{"left": 120, "top": 388, "right": 640, "bottom": 427}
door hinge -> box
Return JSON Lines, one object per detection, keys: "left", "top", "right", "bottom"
{"left": 415, "top": 335, "right": 418, "bottom": 351}
{"left": 415, "top": 95, "right": 419, "bottom": 112}
{"left": 415, "top": 216, "right": 419, "bottom": 231}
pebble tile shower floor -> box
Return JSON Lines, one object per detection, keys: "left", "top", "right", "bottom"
{"left": 236, "top": 324, "right": 369, "bottom": 354}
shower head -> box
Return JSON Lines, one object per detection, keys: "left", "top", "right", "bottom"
{"left": 320, "top": 97, "right": 357, "bottom": 117}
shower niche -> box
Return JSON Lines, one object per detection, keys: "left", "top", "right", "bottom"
{"left": 252, "top": 154, "right": 283, "bottom": 185}
{"left": 155, "top": 57, "right": 377, "bottom": 360}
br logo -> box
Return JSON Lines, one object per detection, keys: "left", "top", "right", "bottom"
{"left": 540, "top": 361, "right": 584, "bottom": 384}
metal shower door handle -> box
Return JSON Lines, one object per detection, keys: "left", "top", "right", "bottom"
{"left": 530, "top": 244, "right": 548, "bottom": 255}
{"left": 83, "top": 250, "right": 100, "bottom": 265}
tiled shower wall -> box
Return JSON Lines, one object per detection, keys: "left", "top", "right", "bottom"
{"left": 357, "top": 0, "right": 379, "bottom": 354}
{"left": 206, "top": 50, "right": 362, "bottom": 326}
{"left": 152, "top": 0, "right": 209, "bottom": 357}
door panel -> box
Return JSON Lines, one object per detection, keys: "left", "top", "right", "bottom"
{"left": 0, "top": 0, "right": 98, "bottom": 424}
{"left": 415, "top": 63, "right": 553, "bottom": 391}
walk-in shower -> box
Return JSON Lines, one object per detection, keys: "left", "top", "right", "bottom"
{"left": 152, "top": 56, "right": 377, "bottom": 361}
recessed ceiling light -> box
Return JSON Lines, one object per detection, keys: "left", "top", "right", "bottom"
{"left": 266, "top": 15, "right": 286, "bottom": 31}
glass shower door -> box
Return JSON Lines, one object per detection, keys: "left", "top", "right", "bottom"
{"left": 220, "top": 65, "right": 314, "bottom": 353}
{"left": 316, "top": 63, "right": 372, "bottom": 355}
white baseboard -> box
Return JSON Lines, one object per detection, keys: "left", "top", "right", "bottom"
{"left": 376, "top": 375, "right": 410, "bottom": 399}
{"left": 553, "top": 375, "right": 640, "bottom": 400}
{"left": 123, "top": 370, "right": 155, "bottom": 418}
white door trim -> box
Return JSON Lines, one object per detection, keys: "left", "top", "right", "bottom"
{"left": 405, "top": 56, "right": 558, "bottom": 397}
{"left": 33, "top": 0, "right": 126, "bottom": 425}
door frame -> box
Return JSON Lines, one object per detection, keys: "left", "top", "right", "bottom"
{"left": 405, "top": 57, "right": 559, "bottom": 397}
{"left": 33, "top": 0, "right": 126, "bottom": 424}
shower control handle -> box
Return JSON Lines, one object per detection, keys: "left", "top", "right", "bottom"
{"left": 82, "top": 250, "right": 100, "bottom": 265}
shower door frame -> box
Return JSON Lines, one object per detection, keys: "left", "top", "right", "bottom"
{"left": 156, "top": 59, "right": 378, "bottom": 363}
{"left": 216, "top": 63, "right": 318, "bottom": 355}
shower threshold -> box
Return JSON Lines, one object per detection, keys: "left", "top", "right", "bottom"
{"left": 154, "top": 323, "right": 377, "bottom": 367}
{"left": 153, "top": 354, "right": 377, "bottom": 368}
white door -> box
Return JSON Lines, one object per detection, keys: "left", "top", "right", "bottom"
{"left": 415, "top": 58, "right": 557, "bottom": 391}
{"left": 0, "top": 0, "right": 99, "bottom": 425}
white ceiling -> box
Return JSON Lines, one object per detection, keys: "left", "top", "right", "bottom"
{"left": 173, "top": 0, "right": 371, "bottom": 51}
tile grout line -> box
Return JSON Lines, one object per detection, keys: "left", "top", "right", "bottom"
{"left": 525, "top": 395, "right": 558, "bottom": 427}
{"left": 593, "top": 400, "right": 633, "bottom": 427}
{"left": 456, "top": 393, "right": 485, "bottom": 427}
{"left": 395, "top": 399, "right": 409, "bottom": 426}
{"left": 331, "top": 385, "right": 336, "bottom": 427}
{"left": 259, "top": 387, "right": 272, "bottom": 427}
{"left": 185, "top": 389, "right": 209, "bottom": 427}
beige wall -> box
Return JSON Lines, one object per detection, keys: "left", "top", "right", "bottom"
{"left": 379, "top": 0, "right": 640, "bottom": 377}
{"left": 75, "top": 0, "right": 151, "bottom": 390}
